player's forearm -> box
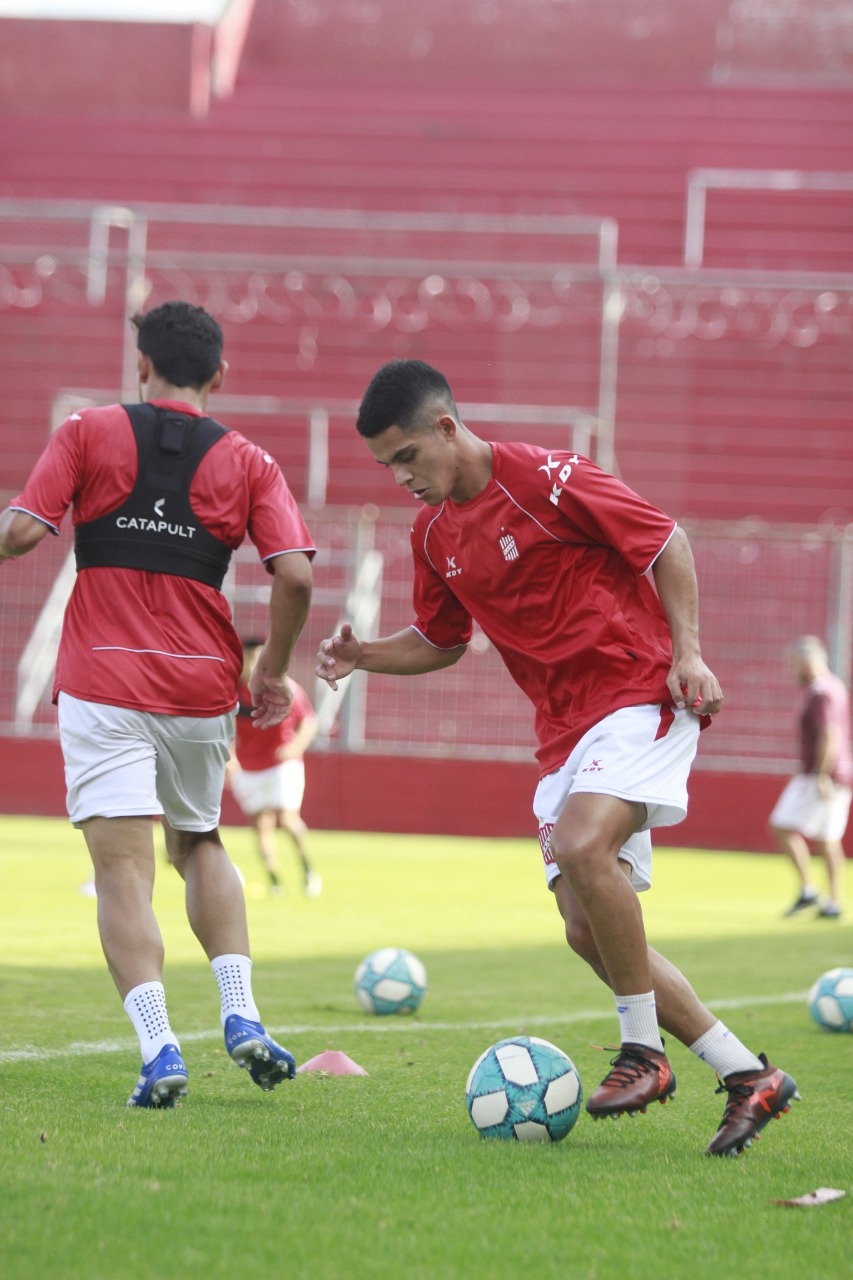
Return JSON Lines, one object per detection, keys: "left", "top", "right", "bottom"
{"left": 651, "top": 526, "right": 702, "bottom": 658}
{"left": 0, "top": 509, "right": 51, "bottom": 562}
{"left": 263, "top": 551, "right": 313, "bottom": 677}
{"left": 814, "top": 726, "right": 839, "bottom": 775}
{"left": 289, "top": 718, "right": 318, "bottom": 754}
{"left": 356, "top": 627, "right": 466, "bottom": 676}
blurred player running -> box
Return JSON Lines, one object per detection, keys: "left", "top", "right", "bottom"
{"left": 772, "top": 635, "right": 852, "bottom": 919}
{"left": 228, "top": 638, "right": 321, "bottom": 897}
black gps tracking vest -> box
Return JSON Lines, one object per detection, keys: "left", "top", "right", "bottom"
{"left": 74, "top": 403, "right": 234, "bottom": 590}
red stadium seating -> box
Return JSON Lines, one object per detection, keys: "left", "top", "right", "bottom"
{"left": 1, "top": 2, "right": 852, "bottom": 845}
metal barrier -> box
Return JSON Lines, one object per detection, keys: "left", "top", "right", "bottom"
{"left": 3, "top": 508, "right": 850, "bottom": 777}
{"left": 0, "top": 197, "right": 620, "bottom": 470}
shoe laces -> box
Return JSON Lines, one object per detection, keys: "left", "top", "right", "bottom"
{"left": 599, "top": 1045, "right": 661, "bottom": 1089}
{"left": 713, "top": 1076, "right": 755, "bottom": 1129}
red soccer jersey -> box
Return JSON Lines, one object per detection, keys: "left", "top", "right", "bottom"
{"left": 12, "top": 400, "right": 315, "bottom": 717}
{"left": 800, "top": 673, "right": 853, "bottom": 785}
{"left": 234, "top": 678, "right": 316, "bottom": 772}
{"left": 410, "top": 442, "right": 677, "bottom": 776}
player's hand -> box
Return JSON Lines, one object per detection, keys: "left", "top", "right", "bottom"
{"left": 248, "top": 669, "right": 293, "bottom": 729}
{"left": 817, "top": 772, "right": 834, "bottom": 800}
{"left": 316, "top": 623, "right": 361, "bottom": 692}
{"left": 667, "top": 654, "right": 723, "bottom": 716}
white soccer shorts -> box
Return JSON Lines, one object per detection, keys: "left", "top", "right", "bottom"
{"left": 533, "top": 703, "right": 701, "bottom": 893}
{"left": 769, "top": 773, "right": 852, "bottom": 843}
{"left": 230, "top": 759, "right": 306, "bottom": 816}
{"left": 58, "top": 692, "right": 234, "bottom": 831}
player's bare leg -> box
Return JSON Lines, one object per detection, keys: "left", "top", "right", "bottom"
{"left": 548, "top": 793, "right": 677, "bottom": 1116}
{"left": 772, "top": 824, "right": 819, "bottom": 914}
{"left": 253, "top": 809, "right": 283, "bottom": 892}
{"left": 551, "top": 831, "right": 799, "bottom": 1150}
{"left": 811, "top": 837, "right": 845, "bottom": 916}
{"left": 280, "top": 806, "right": 321, "bottom": 895}
{"left": 163, "top": 821, "right": 250, "bottom": 959}
{"left": 553, "top": 872, "right": 715, "bottom": 1045}
{"left": 82, "top": 815, "right": 164, "bottom": 997}
{"left": 164, "top": 820, "right": 296, "bottom": 1089}
{"left": 83, "top": 815, "right": 187, "bottom": 1106}
{"left": 548, "top": 792, "right": 654, "bottom": 996}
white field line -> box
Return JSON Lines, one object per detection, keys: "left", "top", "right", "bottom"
{"left": 0, "top": 990, "right": 808, "bottom": 1064}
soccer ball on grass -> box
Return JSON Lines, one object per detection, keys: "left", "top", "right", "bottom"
{"left": 354, "top": 947, "right": 427, "bottom": 1015}
{"left": 808, "top": 967, "right": 853, "bottom": 1033}
{"left": 466, "top": 1035, "right": 583, "bottom": 1142}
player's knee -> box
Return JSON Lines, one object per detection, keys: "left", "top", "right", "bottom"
{"left": 166, "top": 826, "right": 222, "bottom": 868}
{"left": 562, "top": 910, "right": 597, "bottom": 964}
{"left": 548, "top": 828, "right": 596, "bottom": 886}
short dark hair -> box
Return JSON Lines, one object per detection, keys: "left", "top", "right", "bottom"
{"left": 356, "top": 360, "right": 457, "bottom": 438}
{"left": 132, "top": 301, "right": 223, "bottom": 389}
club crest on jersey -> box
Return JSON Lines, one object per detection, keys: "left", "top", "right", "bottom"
{"left": 499, "top": 533, "right": 519, "bottom": 561}
{"left": 445, "top": 555, "right": 462, "bottom": 579}
{"left": 538, "top": 453, "right": 580, "bottom": 506}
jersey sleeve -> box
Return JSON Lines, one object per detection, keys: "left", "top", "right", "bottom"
{"left": 527, "top": 449, "right": 676, "bottom": 574}
{"left": 410, "top": 519, "right": 473, "bottom": 649}
{"left": 243, "top": 443, "right": 316, "bottom": 569}
{"left": 10, "top": 416, "right": 85, "bottom": 533}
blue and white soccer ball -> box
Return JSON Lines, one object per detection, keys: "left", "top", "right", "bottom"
{"left": 354, "top": 947, "right": 428, "bottom": 1016}
{"left": 465, "top": 1035, "right": 583, "bottom": 1142}
{"left": 808, "top": 967, "right": 853, "bottom": 1033}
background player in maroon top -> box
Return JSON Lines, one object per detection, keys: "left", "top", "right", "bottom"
{"left": 0, "top": 302, "right": 315, "bottom": 1108}
{"left": 228, "top": 638, "right": 321, "bottom": 897}
{"left": 316, "top": 359, "right": 799, "bottom": 1157}
{"left": 771, "top": 635, "right": 852, "bottom": 920}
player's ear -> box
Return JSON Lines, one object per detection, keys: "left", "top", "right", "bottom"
{"left": 436, "top": 413, "right": 458, "bottom": 442}
{"left": 137, "top": 351, "right": 153, "bottom": 386}
{"left": 210, "top": 360, "right": 227, "bottom": 393}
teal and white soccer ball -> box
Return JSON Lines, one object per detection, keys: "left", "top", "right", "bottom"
{"left": 808, "top": 967, "right": 853, "bottom": 1033}
{"left": 465, "top": 1036, "right": 583, "bottom": 1142}
{"left": 354, "top": 947, "right": 427, "bottom": 1016}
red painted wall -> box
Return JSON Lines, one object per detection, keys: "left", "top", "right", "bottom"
{"left": 0, "top": 734, "right": 785, "bottom": 854}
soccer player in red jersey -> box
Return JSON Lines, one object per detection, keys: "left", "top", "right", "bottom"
{"left": 316, "top": 359, "right": 799, "bottom": 1156}
{"left": 0, "top": 302, "right": 314, "bottom": 1108}
{"left": 228, "top": 638, "right": 321, "bottom": 897}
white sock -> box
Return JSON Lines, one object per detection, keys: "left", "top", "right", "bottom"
{"left": 689, "top": 1021, "right": 763, "bottom": 1077}
{"left": 123, "top": 981, "right": 179, "bottom": 1065}
{"left": 614, "top": 991, "right": 664, "bottom": 1052}
{"left": 211, "top": 953, "right": 261, "bottom": 1026}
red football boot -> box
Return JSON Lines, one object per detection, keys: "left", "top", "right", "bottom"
{"left": 706, "top": 1054, "right": 800, "bottom": 1156}
{"left": 585, "top": 1042, "right": 676, "bottom": 1118}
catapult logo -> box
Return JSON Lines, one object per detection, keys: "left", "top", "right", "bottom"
{"left": 116, "top": 497, "right": 197, "bottom": 539}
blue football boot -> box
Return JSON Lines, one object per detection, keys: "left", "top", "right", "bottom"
{"left": 224, "top": 1015, "right": 296, "bottom": 1091}
{"left": 126, "top": 1043, "right": 188, "bottom": 1108}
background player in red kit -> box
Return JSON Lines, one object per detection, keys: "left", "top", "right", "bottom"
{"left": 228, "top": 638, "right": 321, "bottom": 897}
{"left": 771, "top": 634, "right": 852, "bottom": 919}
{"left": 316, "top": 359, "right": 799, "bottom": 1157}
{"left": 0, "top": 301, "right": 315, "bottom": 1108}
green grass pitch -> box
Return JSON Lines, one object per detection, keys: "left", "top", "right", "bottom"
{"left": 1, "top": 815, "right": 850, "bottom": 1279}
